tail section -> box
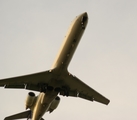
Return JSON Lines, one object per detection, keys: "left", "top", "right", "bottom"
{"left": 4, "top": 110, "right": 31, "bottom": 120}
{"left": 4, "top": 110, "right": 45, "bottom": 120}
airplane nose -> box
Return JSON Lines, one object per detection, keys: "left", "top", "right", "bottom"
{"left": 83, "top": 12, "right": 88, "bottom": 17}
{"left": 81, "top": 12, "right": 88, "bottom": 18}
{"left": 81, "top": 12, "right": 88, "bottom": 26}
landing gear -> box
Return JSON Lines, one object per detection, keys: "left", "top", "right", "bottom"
{"left": 39, "top": 84, "right": 53, "bottom": 92}
{"left": 38, "top": 84, "right": 69, "bottom": 96}
{"left": 38, "top": 83, "right": 47, "bottom": 92}
{"left": 59, "top": 86, "right": 69, "bottom": 97}
{"left": 60, "top": 90, "right": 69, "bottom": 96}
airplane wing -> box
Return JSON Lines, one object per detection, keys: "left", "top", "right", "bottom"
{"left": 60, "top": 73, "right": 110, "bottom": 105}
{"left": 0, "top": 70, "right": 109, "bottom": 105}
{"left": 0, "top": 70, "right": 52, "bottom": 91}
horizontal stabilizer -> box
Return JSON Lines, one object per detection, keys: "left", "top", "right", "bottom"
{"left": 4, "top": 110, "right": 31, "bottom": 120}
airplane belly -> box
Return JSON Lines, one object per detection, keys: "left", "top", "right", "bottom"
{"left": 31, "top": 94, "right": 46, "bottom": 120}
{"left": 34, "top": 105, "right": 50, "bottom": 120}
{"left": 51, "top": 12, "right": 88, "bottom": 71}
{"left": 32, "top": 106, "right": 48, "bottom": 120}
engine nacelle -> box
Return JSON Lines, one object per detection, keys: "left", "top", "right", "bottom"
{"left": 26, "top": 92, "right": 36, "bottom": 109}
{"left": 48, "top": 96, "right": 60, "bottom": 113}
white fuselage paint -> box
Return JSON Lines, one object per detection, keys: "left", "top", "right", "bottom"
{"left": 31, "top": 12, "right": 88, "bottom": 120}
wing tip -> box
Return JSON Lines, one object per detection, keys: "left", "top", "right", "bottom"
{"left": 94, "top": 97, "right": 110, "bottom": 105}
{"left": 105, "top": 99, "right": 110, "bottom": 105}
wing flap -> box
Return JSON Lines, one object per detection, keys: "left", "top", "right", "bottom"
{"left": 5, "top": 84, "right": 25, "bottom": 88}
{"left": 78, "top": 93, "right": 94, "bottom": 101}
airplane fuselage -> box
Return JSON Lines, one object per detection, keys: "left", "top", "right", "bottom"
{"left": 31, "top": 12, "right": 88, "bottom": 120}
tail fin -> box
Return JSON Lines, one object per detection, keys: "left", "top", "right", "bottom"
{"left": 4, "top": 110, "right": 31, "bottom": 120}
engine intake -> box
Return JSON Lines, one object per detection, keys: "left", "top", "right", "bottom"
{"left": 48, "top": 96, "right": 60, "bottom": 113}
{"left": 26, "top": 92, "right": 36, "bottom": 109}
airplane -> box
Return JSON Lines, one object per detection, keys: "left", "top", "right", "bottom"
{"left": 0, "top": 12, "right": 110, "bottom": 120}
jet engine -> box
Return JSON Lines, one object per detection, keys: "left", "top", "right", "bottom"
{"left": 48, "top": 96, "right": 60, "bottom": 113}
{"left": 26, "top": 92, "right": 36, "bottom": 109}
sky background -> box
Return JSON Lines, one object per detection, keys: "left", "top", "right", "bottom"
{"left": 0, "top": 0, "right": 137, "bottom": 120}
